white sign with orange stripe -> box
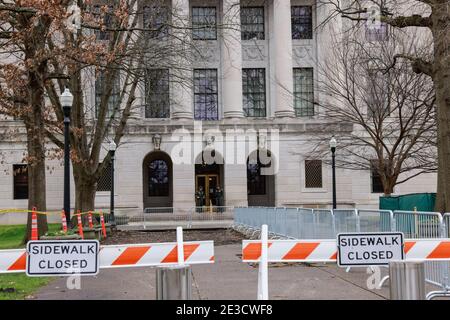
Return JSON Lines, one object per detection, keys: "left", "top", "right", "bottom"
{"left": 0, "top": 241, "right": 214, "bottom": 274}
{"left": 242, "top": 239, "right": 450, "bottom": 263}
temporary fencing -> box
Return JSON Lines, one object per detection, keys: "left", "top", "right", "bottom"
{"left": 0, "top": 208, "right": 112, "bottom": 239}
{"left": 234, "top": 207, "right": 450, "bottom": 299}
{"left": 242, "top": 224, "right": 450, "bottom": 300}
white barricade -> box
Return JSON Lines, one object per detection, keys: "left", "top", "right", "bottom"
{"left": 0, "top": 227, "right": 214, "bottom": 274}
{"left": 242, "top": 224, "right": 450, "bottom": 300}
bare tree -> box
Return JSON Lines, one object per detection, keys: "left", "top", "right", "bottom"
{"left": 308, "top": 29, "right": 436, "bottom": 195}
{"left": 41, "top": 0, "right": 198, "bottom": 217}
{"left": 318, "top": 0, "right": 448, "bottom": 209}
{"left": 0, "top": 0, "right": 55, "bottom": 239}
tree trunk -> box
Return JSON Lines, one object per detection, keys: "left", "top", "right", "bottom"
{"left": 72, "top": 164, "right": 97, "bottom": 226}
{"left": 24, "top": 71, "right": 48, "bottom": 241}
{"left": 432, "top": 8, "right": 450, "bottom": 213}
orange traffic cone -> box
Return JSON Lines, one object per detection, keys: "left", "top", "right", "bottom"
{"left": 100, "top": 211, "right": 107, "bottom": 238}
{"left": 77, "top": 213, "right": 84, "bottom": 239}
{"left": 88, "top": 211, "right": 94, "bottom": 229}
{"left": 31, "top": 207, "right": 38, "bottom": 241}
{"left": 61, "top": 210, "right": 68, "bottom": 233}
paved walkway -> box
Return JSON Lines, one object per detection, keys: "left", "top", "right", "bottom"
{"left": 33, "top": 244, "right": 394, "bottom": 300}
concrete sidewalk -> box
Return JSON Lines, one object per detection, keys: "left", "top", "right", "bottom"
{"left": 33, "top": 244, "right": 393, "bottom": 300}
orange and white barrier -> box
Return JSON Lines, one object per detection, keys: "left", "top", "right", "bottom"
{"left": 0, "top": 227, "right": 214, "bottom": 273}
{"left": 242, "top": 238, "right": 450, "bottom": 263}
{"left": 243, "top": 225, "right": 450, "bottom": 300}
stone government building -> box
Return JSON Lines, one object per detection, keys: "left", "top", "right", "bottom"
{"left": 0, "top": 0, "right": 436, "bottom": 214}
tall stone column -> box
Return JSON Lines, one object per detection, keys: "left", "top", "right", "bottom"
{"left": 222, "top": 0, "right": 244, "bottom": 119}
{"left": 171, "top": 0, "right": 193, "bottom": 119}
{"left": 273, "top": 0, "right": 295, "bottom": 117}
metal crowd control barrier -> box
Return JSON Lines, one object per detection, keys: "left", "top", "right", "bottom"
{"left": 242, "top": 224, "right": 450, "bottom": 300}
{"left": 233, "top": 207, "right": 450, "bottom": 299}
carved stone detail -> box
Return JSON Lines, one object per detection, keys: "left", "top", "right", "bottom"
{"left": 242, "top": 44, "right": 266, "bottom": 61}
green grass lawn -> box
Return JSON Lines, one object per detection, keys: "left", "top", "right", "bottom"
{"left": 0, "top": 223, "right": 61, "bottom": 300}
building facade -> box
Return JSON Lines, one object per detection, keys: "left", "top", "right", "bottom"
{"left": 0, "top": 0, "right": 437, "bottom": 214}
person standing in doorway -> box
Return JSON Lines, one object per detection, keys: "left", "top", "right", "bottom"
{"left": 196, "top": 186, "right": 205, "bottom": 212}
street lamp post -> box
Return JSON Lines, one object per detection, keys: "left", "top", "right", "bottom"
{"left": 330, "top": 137, "right": 337, "bottom": 209}
{"left": 60, "top": 88, "right": 73, "bottom": 226}
{"left": 109, "top": 141, "right": 117, "bottom": 226}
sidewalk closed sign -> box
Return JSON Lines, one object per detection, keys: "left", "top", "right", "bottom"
{"left": 26, "top": 240, "right": 99, "bottom": 276}
{"left": 337, "top": 232, "right": 404, "bottom": 266}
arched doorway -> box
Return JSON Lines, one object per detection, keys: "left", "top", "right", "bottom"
{"left": 143, "top": 151, "right": 173, "bottom": 209}
{"left": 247, "top": 150, "right": 275, "bottom": 207}
{"left": 195, "top": 150, "right": 224, "bottom": 209}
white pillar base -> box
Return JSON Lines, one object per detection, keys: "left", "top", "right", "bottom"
{"left": 274, "top": 110, "right": 295, "bottom": 118}
{"left": 171, "top": 111, "right": 194, "bottom": 120}
{"left": 224, "top": 110, "right": 244, "bottom": 119}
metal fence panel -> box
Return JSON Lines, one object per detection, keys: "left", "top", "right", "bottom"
{"left": 312, "top": 209, "right": 335, "bottom": 239}
{"left": 357, "top": 209, "right": 393, "bottom": 233}
{"left": 285, "top": 208, "right": 300, "bottom": 238}
{"left": 333, "top": 209, "right": 359, "bottom": 234}
{"left": 393, "top": 210, "right": 442, "bottom": 238}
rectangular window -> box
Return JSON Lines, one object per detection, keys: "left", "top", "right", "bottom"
{"left": 365, "top": 22, "right": 388, "bottom": 42}
{"left": 192, "top": 7, "right": 217, "bottom": 40}
{"left": 291, "top": 6, "right": 313, "bottom": 40}
{"left": 194, "top": 69, "right": 218, "bottom": 120}
{"left": 371, "top": 161, "right": 384, "bottom": 193}
{"left": 145, "top": 69, "right": 170, "bottom": 118}
{"left": 97, "top": 162, "right": 112, "bottom": 192}
{"left": 367, "top": 69, "right": 390, "bottom": 117}
{"left": 93, "top": 4, "right": 115, "bottom": 41}
{"left": 13, "top": 164, "right": 28, "bottom": 200}
{"left": 241, "top": 7, "right": 265, "bottom": 40}
{"left": 95, "top": 70, "right": 121, "bottom": 119}
{"left": 242, "top": 68, "right": 266, "bottom": 117}
{"left": 293, "top": 68, "right": 314, "bottom": 117}
{"left": 305, "top": 160, "right": 322, "bottom": 188}
{"left": 143, "top": 5, "right": 169, "bottom": 39}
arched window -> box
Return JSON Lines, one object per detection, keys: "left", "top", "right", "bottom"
{"left": 148, "top": 159, "right": 169, "bottom": 197}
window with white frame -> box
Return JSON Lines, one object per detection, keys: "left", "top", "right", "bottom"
{"left": 143, "top": 4, "right": 169, "bottom": 39}
{"left": 192, "top": 7, "right": 217, "bottom": 40}
{"left": 305, "top": 160, "right": 323, "bottom": 188}
{"left": 366, "top": 68, "right": 390, "bottom": 117}
{"left": 241, "top": 7, "right": 265, "bottom": 40}
{"left": 194, "top": 69, "right": 218, "bottom": 120}
{"left": 291, "top": 6, "right": 313, "bottom": 40}
{"left": 242, "top": 68, "right": 266, "bottom": 117}
{"left": 145, "top": 69, "right": 170, "bottom": 118}
{"left": 95, "top": 70, "right": 121, "bottom": 119}
{"left": 293, "top": 68, "right": 314, "bottom": 117}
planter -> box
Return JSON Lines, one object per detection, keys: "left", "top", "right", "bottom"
{"left": 77, "top": 228, "right": 96, "bottom": 239}
{"left": 94, "top": 228, "right": 103, "bottom": 241}
{"left": 40, "top": 234, "right": 82, "bottom": 240}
